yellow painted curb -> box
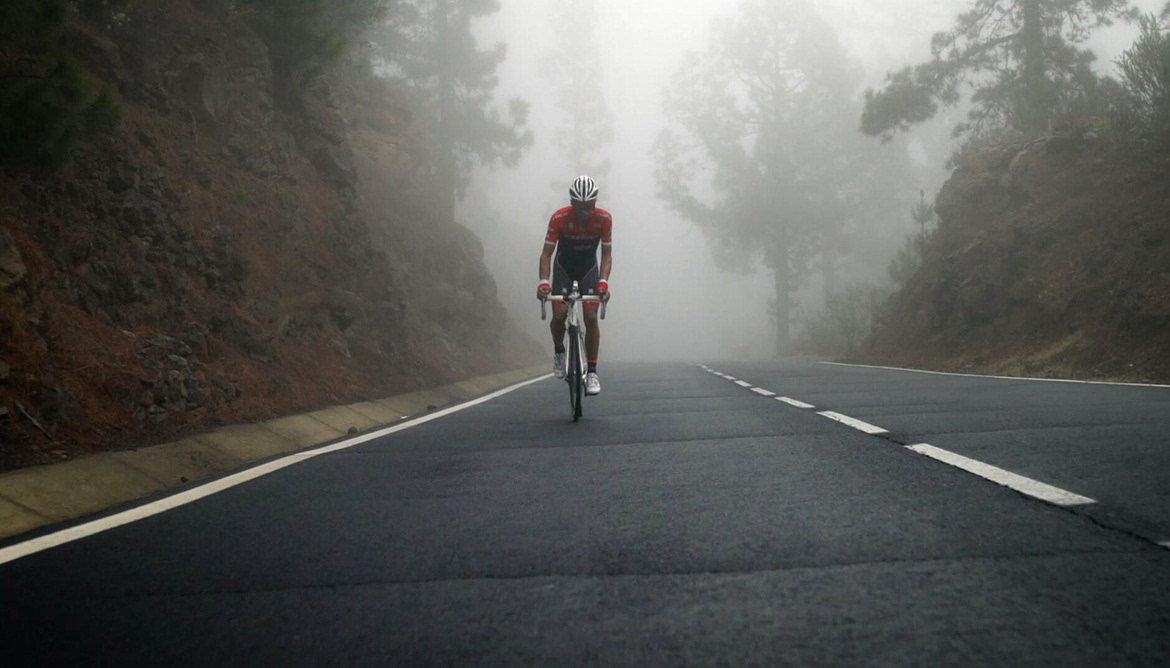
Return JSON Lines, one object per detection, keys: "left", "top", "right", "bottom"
{"left": 195, "top": 424, "right": 296, "bottom": 462}
{"left": 265, "top": 414, "right": 345, "bottom": 447}
{"left": 106, "top": 439, "right": 244, "bottom": 488}
{"left": 0, "top": 497, "right": 50, "bottom": 537}
{"left": 346, "top": 401, "right": 403, "bottom": 425}
{"left": 0, "top": 456, "right": 167, "bottom": 523}
{"left": 306, "top": 406, "right": 381, "bottom": 434}
{"left": 0, "top": 365, "right": 547, "bottom": 542}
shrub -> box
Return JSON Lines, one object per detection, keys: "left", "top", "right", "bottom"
{"left": 795, "top": 283, "right": 890, "bottom": 358}
{"left": 887, "top": 192, "right": 936, "bottom": 288}
{"left": 1, "top": 55, "right": 123, "bottom": 168}
{"left": 1117, "top": 14, "right": 1170, "bottom": 134}
{"left": 0, "top": 1, "right": 125, "bottom": 168}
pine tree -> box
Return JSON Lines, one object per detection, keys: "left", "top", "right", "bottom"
{"left": 653, "top": 0, "right": 906, "bottom": 356}
{"left": 861, "top": 0, "right": 1136, "bottom": 145}
{"left": 541, "top": 0, "right": 614, "bottom": 184}
{"left": 372, "top": 0, "right": 532, "bottom": 221}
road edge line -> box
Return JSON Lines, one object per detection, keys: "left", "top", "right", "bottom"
{"left": 0, "top": 374, "right": 552, "bottom": 566}
{"left": 820, "top": 361, "right": 1170, "bottom": 389}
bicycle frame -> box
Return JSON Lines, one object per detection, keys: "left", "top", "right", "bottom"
{"left": 541, "top": 281, "right": 606, "bottom": 420}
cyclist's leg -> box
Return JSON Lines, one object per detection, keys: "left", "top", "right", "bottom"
{"left": 578, "top": 264, "right": 601, "bottom": 365}
{"left": 549, "top": 258, "right": 571, "bottom": 344}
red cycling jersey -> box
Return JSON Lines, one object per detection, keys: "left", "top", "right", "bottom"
{"left": 544, "top": 206, "right": 613, "bottom": 276}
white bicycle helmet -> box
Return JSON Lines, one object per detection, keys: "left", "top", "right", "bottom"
{"left": 569, "top": 175, "right": 599, "bottom": 203}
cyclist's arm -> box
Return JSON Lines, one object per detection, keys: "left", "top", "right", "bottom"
{"left": 539, "top": 243, "right": 555, "bottom": 282}
{"left": 600, "top": 244, "right": 612, "bottom": 282}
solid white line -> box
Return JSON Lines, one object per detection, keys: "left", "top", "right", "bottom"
{"left": 734, "top": 380, "right": 753, "bottom": 388}
{"left": 906, "top": 443, "right": 1096, "bottom": 507}
{"left": 751, "top": 388, "right": 776, "bottom": 397}
{"left": 0, "top": 373, "right": 554, "bottom": 567}
{"left": 778, "top": 397, "right": 816, "bottom": 409}
{"left": 817, "top": 411, "right": 889, "bottom": 435}
{"left": 821, "top": 361, "right": 1170, "bottom": 389}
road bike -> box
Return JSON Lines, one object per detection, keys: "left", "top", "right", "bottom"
{"left": 541, "top": 281, "right": 606, "bottom": 421}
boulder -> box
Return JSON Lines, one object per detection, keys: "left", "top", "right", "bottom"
{"left": 0, "top": 229, "right": 28, "bottom": 290}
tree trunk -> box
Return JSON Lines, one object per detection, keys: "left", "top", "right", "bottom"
{"left": 435, "top": 0, "right": 458, "bottom": 222}
{"left": 821, "top": 238, "right": 838, "bottom": 301}
{"left": 1021, "top": 0, "right": 1047, "bottom": 137}
{"left": 773, "top": 248, "right": 791, "bottom": 358}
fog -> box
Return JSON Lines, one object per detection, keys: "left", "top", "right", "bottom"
{"left": 459, "top": 0, "right": 1165, "bottom": 363}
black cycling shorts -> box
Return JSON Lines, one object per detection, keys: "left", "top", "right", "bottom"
{"left": 551, "top": 255, "right": 600, "bottom": 297}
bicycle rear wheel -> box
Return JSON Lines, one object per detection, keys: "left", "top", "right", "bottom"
{"left": 568, "top": 328, "right": 583, "bottom": 421}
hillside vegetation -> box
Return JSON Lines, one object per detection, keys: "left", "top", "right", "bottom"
{"left": 0, "top": 0, "right": 540, "bottom": 471}
{"left": 860, "top": 129, "right": 1170, "bottom": 381}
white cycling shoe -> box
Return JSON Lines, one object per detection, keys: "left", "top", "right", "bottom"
{"left": 585, "top": 372, "right": 601, "bottom": 396}
{"left": 553, "top": 351, "right": 566, "bottom": 379}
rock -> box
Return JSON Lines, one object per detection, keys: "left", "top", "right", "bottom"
{"left": 139, "top": 377, "right": 156, "bottom": 388}
{"left": 107, "top": 162, "right": 140, "bottom": 193}
{"left": 147, "top": 404, "right": 169, "bottom": 423}
{"left": 311, "top": 145, "right": 356, "bottom": 187}
{"left": 119, "top": 192, "right": 167, "bottom": 232}
{"left": 0, "top": 405, "right": 8, "bottom": 421}
{"left": 145, "top": 335, "right": 193, "bottom": 357}
{"left": 166, "top": 354, "right": 189, "bottom": 368}
{"left": 0, "top": 360, "right": 8, "bottom": 382}
{"left": 0, "top": 229, "right": 28, "bottom": 290}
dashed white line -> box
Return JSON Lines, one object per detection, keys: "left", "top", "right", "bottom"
{"left": 906, "top": 443, "right": 1096, "bottom": 507}
{"left": 817, "top": 411, "right": 889, "bottom": 435}
{"left": 778, "top": 397, "right": 815, "bottom": 409}
{"left": 724, "top": 376, "right": 738, "bottom": 381}
{"left": 1160, "top": 541, "right": 1170, "bottom": 549}
{"left": 751, "top": 387, "right": 776, "bottom": 397}
{"left": 734, "top": 380, "right": 753, "bottom": 388}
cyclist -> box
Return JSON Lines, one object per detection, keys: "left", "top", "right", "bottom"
{"left": 537, "top": 175, "right": 612, "bottom": 395}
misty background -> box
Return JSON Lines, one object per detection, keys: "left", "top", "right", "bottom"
{"left": 457, "top": 0, "right": 1166, "bottom": 362}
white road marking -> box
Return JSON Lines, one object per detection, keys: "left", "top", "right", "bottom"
{"left": 0, "top": 374, "right": 555, "bottom": 567}
{"left": 778, "top": 397, "right": 816, "bottom": 409}
{"left": 821, "top": 361, "right": 1170, "bottom": 389}
{"left": 724, "top": 376, "right": 738, "bottom": 381}
{"left": 1160, "top": 541, "right": 1170, "bottom": 549}
{"left": 751, "top": 388, "right": 776, "bottom": 396}
{"left": 906, "top": 443, "right": 1096, "bottom": 507}
{"left": 734, "top": 380, "right": 753, "bottom": 388}
{"left": 817, "top": 411, "right": 889, "bottom": 435}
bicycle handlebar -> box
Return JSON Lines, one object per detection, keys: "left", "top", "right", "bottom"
{"left": 541, "top": 295, "right": 607, "bottom": 321}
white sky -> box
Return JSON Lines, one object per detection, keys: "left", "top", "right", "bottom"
{"left": 463, "top": 0, "right": 1164, "bottom": 362}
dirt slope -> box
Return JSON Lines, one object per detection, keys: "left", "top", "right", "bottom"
{"left": 860, "top": 132, "right": 1170, "bottom": 382}
{"left": 0, "top": 0, "right": 541, "bottom": 471}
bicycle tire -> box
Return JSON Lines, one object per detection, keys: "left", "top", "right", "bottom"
{"left": 568, "top": 329, "right": 583, "bottom": 421}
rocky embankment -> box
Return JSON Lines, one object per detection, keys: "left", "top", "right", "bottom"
{"left": 0, "top": 0, "right": 541, "bottom": 471}
{"left": 861, "top": 131, "right": 1170, "bottom": 382}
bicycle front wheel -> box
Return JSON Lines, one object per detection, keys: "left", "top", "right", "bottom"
{"left": 568, "top": 329, "right": 583, "bottom": 421}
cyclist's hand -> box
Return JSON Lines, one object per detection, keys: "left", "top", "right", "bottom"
{"left": 537, "top": 281, "right": 552, "bottom": 300}
{"left": 598, "top": 280, "right": 610, "bottom": 303}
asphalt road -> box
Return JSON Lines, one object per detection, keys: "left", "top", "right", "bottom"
{"left": 2, "top": 361, "right": 1170, "bottom": 666}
